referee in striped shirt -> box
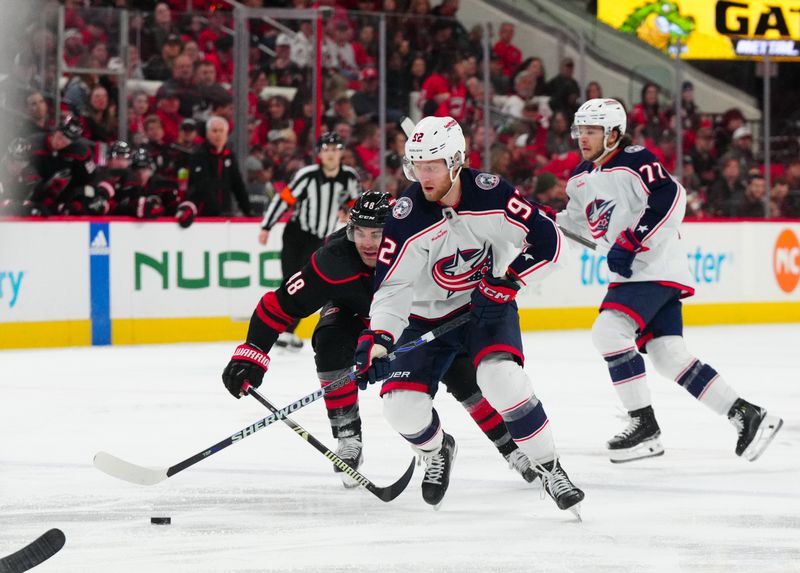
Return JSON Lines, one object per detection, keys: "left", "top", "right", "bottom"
{"left": 258, "top": 132, "right": 361, "bottom": 350}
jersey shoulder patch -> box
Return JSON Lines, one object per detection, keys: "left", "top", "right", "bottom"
{"left": 624, "top": 145, "right": 645, "bottom": 153}
{"left": 474, "top": 172, "right": 500, "bottom": 190}
{"left": 392, "top": 196, "right": 413, "bottom": 219}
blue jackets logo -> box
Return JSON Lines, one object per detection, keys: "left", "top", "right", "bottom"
{"left": 585, "top": 199, "right": 615, "bottom": 239}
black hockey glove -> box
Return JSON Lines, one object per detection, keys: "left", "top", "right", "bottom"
{"left": 470, "top": 274, "right": 520, "bottom": 326}
{"left": 222, "top": 343, "right": 271, "bottom": 399}
{"left": 353, "top": 330, "right": 393, "bottom": 390}
{"left": 176, "top": 201, "right": 197, "bottom": 228}
{"left": 607, "top": 228, "right": 647, "bottom": 279}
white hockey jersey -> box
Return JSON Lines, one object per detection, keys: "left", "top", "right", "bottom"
{"left": 557, "top": 145, "right": 694, "bottom": 294}
{"left": 370, "top": 168, "right": 567, "bottom": 341}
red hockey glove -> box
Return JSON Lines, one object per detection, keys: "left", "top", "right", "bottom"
{"left": 222, "top": 343, "right": 270, "bottom": 398}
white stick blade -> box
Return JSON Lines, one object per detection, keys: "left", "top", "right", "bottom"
{"left": 93, "top": 451, "right": 168, "bottom": 486}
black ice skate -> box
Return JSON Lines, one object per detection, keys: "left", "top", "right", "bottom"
{"left": 727, "top": 399, "right": 783, "bottom": 462}
{"left": 334, "top": 434, "right": 363, "bottom": 488}
{"left": 420, "top": 432, "right": 457, "bottom": 510}
{"left": 536, "top": 459, "right": 584, "bottom": 520}
{"left": 607, "top": 405, "right": 665, "bottom": 463}
{"left": 505, "top": 448, "right": 537, "bottom": 483}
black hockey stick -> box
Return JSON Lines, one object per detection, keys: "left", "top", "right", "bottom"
{"left": 246, "top": 385, "right": 414, "bottom": 502}
{"left": 93, "top": 313, "right": 471, "bottom": 486}
{"left": 0, "top": 529, "right": 65, "bottom": 573}
{"left": 558, "top": 225, "right": 598, "bottom": 251}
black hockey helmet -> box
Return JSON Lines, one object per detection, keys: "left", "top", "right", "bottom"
{"left": 130, "top": 147, "right": 155, "bottom": 170}
{"left": 6, "top": 137, "right": 31, "bottom": 162}
{"left": 58, "top": 114, "right": 83, "bottom": 141}
{"left": 108, "top": 140, "right": 132, "bottom": 160}
{"left": 347, "top": 191, "right": 391, "bottom": 240}
{"left": 317, "top": 131, "right": 344, "bottom": 150}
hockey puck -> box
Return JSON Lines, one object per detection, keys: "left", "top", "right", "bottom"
{"left": 150, "top": 517, "right": 171, "bottom": 525}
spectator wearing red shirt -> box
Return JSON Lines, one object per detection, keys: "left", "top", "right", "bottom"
{"left": 420, "top": 56, "right": 467, "bottom": 121}
{"left": 629, "top": 82, "right": 668, "bottom": 143}
{"left": 155, "top": 86, "right": 183, "bottom": 145}
{"left": 354, "top": 122, "right": 381, "bottom": 178}
{"left": 493, "top": 22, "right": 522, "bottom": 78}
{"left": 205, "top": 36, "right": 235, "bottom": 85}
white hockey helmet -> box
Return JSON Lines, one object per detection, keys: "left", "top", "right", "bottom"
{"left": 571, "top": 98, "right": 627, "bottom": 162}
{"left": 571, "top": 98, "right": 627, "bottom": 139}
{"left": 403, "top": 115, "right": 465, "bottom": 183}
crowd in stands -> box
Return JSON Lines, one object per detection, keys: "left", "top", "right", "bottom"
{"left": 1, "top": 0, "right": 799, "bottom": 221}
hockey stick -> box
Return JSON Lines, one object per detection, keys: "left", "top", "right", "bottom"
{"left": 93, "top": 312, "right": 471, "bottom": 486}
{"left": 558, "top": 225, "right": 599, "bottom": 251}
{"left": 246, "top": 385, "right": 414, "bottom": 502}
{"left": 0, "top": 529, "right": 65, "bottom": 573}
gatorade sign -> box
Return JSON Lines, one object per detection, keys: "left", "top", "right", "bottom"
{"left": 773, "top": 229, "right": 800, "bottom": 293}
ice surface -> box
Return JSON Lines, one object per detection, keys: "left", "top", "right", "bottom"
{"left": 1, "top": 325, "right": 798, "bottom": 572}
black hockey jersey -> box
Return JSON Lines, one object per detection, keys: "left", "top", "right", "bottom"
{"left": 246, "top": 228, "right": 373, "bottom": 353}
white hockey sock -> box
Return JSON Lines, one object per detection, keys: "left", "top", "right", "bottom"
{"left": 647, "top": 336, "right": 739, "bottom": 416}
{"left": 476, "top": 354, "right": 556, "bottom": 464}
{"left": 382, "top": 390, "right": 444, "bottom": 453}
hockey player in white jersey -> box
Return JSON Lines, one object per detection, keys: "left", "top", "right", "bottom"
{"left": 557, "top": 98, "right": 783, "bottom": 463}
{"left": 353, "top": 115, "right": 584, "bottom": 515}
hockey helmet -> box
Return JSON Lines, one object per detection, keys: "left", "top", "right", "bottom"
{"left": 6, "top": 137, "right": 31, "bottom": 162}
{"left": 347, "top": 191, "right": 391, "bottom": 240}
{"left": 317, "top": 131, "right": 344, "bottom": 151}
{"left": 130, "top": 147, "right": 156, "bottom": 170}
{"left": 108, "top": 140, "right": 132, "bottom": 160}
{"left": 403, "top": 115, "right": 465, "bottom": 183}
{"left": 571, "top": 98, "right": 627, "bottom": 162}
{"left": 571, "top": 98, "right": 627, "bottom": 140}
{"left": 58, "top": 114, "right": 83, "bottom": 141}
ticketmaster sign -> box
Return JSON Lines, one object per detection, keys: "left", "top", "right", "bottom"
{"left": 598, "top": 0, "right": 800, "bottom": 60}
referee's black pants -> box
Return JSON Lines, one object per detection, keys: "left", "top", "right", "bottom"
{"left": 280, "top": 222, "right": 324, "bottom": 333}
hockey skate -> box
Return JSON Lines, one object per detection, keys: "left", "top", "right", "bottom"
{"left": 420, "top": 432, "right": 458, "bottom": 510}
{"left": 535, "top": 459, "right": 584, "bottom": 520}
{"left": 607, "top": 405, "right": 665, "bottom": 463}
{"left": 505, "top": 448, "right": 537, "bottom": 483}
{"left": 727, "top": 399, "right": 783, "bottom": 462}
{"left": 334, "top": 434, "right": 363, "bottom": 488}
{"left": 275, "top": 332, "right": 304, "bottom": 352}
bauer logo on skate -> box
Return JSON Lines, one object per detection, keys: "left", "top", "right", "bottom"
{"left": 432, "top": 245, "right": 494, "bottom": 296}
{"left": 773, "top": 229, "right": 800, "bottom": 293}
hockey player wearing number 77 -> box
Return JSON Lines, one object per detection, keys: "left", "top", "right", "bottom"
{"left": 556, "top": 98, "right": 783, "bottom": 464}
{"left": 355, "top": 115, "right": 584, "bottom": 515}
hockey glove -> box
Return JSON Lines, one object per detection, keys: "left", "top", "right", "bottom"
{"left": 470, "top": 274, "right": 520, "bottom": 326}
{"left": 176, "top": 201, "right": 197, "bottom": 228}
{"left": 353, "top": 330, "right": 393, "bottom": 390}
{"left": 607, "top": 228, "right": 648, "bottom": 279}
{"left": 136, "top": 195, "right": 165, "bottom": 219}
{"left": 222, "top": 343, "right": 271, "bottom": 399}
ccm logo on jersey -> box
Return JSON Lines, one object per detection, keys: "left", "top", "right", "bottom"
{"left": 477, "top": 281, "right": 512, "bottom": 302}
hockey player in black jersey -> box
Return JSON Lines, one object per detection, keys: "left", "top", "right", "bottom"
{"left": 222, "top": 191, "right": 537, "bottom": 487}
{"left": 27, "top": 114, "right": 96, "bottom": 215}
{"left": 113, "top": 147, "right": 180, "bottom": 219}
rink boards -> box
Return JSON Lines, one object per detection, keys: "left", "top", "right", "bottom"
{"left": 1, "top": 218, "right": 799, "bottom": 348}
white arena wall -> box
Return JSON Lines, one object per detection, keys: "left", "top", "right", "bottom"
{"left": 1, "top": 218, "right": 799, "bottom": 349}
